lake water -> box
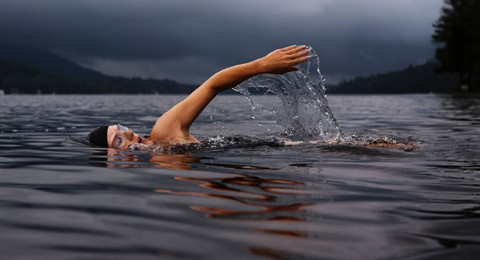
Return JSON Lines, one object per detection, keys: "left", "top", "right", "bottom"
{"left": 0, "top": 94, "right": 479, "bottom": 259}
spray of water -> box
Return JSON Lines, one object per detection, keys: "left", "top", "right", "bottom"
{"left": 234, "top": 47, "right": 342, "bottom": 141}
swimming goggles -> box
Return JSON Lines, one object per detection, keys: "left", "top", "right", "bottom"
{"left": 118, "top": 124, "right": 129, "bottom": 131}
{"left": 112, "top": 124, "right": 129, "bottom": 148}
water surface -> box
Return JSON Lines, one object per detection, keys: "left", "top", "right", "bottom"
{"left": 0, "top": 94, "right": 479, "bottom": 259}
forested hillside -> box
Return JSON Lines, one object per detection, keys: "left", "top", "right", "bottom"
{"left": 328, "top": 61, "right": 458, "bottom": 94}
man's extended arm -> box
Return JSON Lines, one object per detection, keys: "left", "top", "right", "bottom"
{"left": 150, "top": 45, "right": 310, "bottom": 142}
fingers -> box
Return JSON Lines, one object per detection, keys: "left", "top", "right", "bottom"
{"left": 285, "top": 45, "right": 308, "bottom": 54}
{"left": 283, "top": 45, "right": 311, "bottom": 69}
{"left": 292, "top": 55, "right": 310, "bottom": 65}
{"left": 286, "top": 47, "right": 310, "bottom": 64}
{"left": 281, "top": 45, "right": 298, "bottom": 52}
{"left": 291, "top": 49, "right": 310, "bottom": 58}
{"left": 287, "top": 47, "right": 310, "bottom": 66}
{"left": 281, "top": 45, "right": 307, "bottom": 53}
{"left": 265, "top": 45, "right": 310, "bottom": 74}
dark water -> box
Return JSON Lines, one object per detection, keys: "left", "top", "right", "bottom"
{"left": 0, "top": 94, "right": 479, "bottom": 259}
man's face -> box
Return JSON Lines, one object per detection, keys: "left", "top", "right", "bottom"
{"left": 107, "top": 124, "right": 152, "bottom": 149}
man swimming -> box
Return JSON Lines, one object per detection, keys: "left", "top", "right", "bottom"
{"left": 88, "top": 45, "right": 311, "bottom": 149}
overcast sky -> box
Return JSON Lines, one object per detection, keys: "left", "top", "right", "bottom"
{"left": 0, "top": 0, "right": 444, "bottom": 84}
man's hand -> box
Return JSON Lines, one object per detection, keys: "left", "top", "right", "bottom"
{"left": 257, "top": 45, "right": 310, "bottom": 74}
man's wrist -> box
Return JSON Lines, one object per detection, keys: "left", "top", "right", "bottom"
{"left": 251, "top": 58, "right": 267, "bottom": 75}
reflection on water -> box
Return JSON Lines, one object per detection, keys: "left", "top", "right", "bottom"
{"left": 156, "top": 174, "right": 311, "bottom": 221}
{"left": 156, "top": 160, "right": 322, "bottom": 259}
{"left": 104, "top": 149, "right": 204, "bottom": 170}
{"left": 105, "top": 150, "right": 314, "bottom": 221}
{"left": 1, "top": 94, "right": 479, "bottom": 259}
{"left": 103, "top": 149, "right": 324, "bottom": 257}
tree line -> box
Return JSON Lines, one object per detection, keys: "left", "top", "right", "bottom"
{"left": 0, "top": 57, "right": 197, "bottom": 94}
{"left": 328, "top": 61, "right": 457, "bottom": 94}
{"left": 433, "top": 0, "right": 480, "bottom": 92}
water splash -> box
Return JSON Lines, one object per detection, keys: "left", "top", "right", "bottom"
{"left": 234, "top": 47, "right": 342, "bottom": 141}
{"left": 125, "top": 135, "right": 419, "bottom": 153}
{"left": 127, "top": 135, "right": 283, "bottom": 153}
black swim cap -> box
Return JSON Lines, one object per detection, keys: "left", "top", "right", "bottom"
{"left": 88, "top": 126, "right": 109, "bottom": 147}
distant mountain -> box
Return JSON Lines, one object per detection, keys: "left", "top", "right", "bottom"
{"left": 0, "top": 42, "right": 198, "bottom": 94}
{"left": 328, "top": 61, "right": 459, "bottom": 94}
{"left": 0, "top": 56, "right": 116, "bottom": 94}
{"left": 0, "top": 42, "right": 105, "bottom": 79}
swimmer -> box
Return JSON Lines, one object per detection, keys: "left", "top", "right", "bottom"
{"left": 88, "top": 45, "right": 310, "bottom": 149}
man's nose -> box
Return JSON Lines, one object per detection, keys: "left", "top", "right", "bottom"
{"left": 124, "top": 130, "right": 134, "bottom": 140}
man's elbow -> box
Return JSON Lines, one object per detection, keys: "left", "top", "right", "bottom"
{"left": 200, "top": 78, "right": 225, "bottom": 94}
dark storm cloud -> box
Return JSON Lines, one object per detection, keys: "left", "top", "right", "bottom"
{"left": 0, "top": 0, "right": 444, "bottom": 83}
